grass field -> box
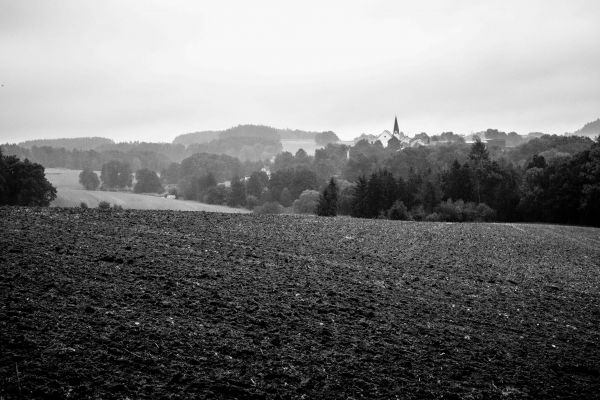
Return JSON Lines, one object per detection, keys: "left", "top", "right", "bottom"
{"left": 1, "top": 208, "right": 599, "bottom": 399}
{"left": 44, "top": 168, "right": 249, "bottom": 213}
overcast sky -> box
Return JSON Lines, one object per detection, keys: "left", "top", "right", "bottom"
{"left": 1, "top": 0, "right": 599, "bottom": 143}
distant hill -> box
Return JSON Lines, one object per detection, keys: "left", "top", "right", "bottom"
{"left": 18, "top": 137, "right": 114, "bottom": 151}
{"left": 172, "top": 124, "right": 321, "bottom": 146}
{"left": 572, "top": 118, "right": 600, "bottom": 138}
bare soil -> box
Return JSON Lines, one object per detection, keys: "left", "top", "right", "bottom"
{"left": 1, "top": 207, "right": 599, "bottom": 399}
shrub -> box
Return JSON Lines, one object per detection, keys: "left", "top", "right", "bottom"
{"left": 112, "top": 204, "right": 123, "bottom": 211}
{"left": 436, "top": 199, "right": 463, "bottom": 222}
{"left": 98, "top": 201, "right": 111, "bottom": 210}
{"left": 435, "top": 199, "right": 497, "bottom": 222}
{"left": 409, "top": 205, "right": 426, "bottom": 221}
{"left": 293, "top": 190, "right": 320, "bottom": 214}
{"left": 254, "top": 201, "right": 283, "bottom": 214}
{"left": 425, "top": 212, "right": 441, "bottom": 222}
{"left": 80, "top": 202, "right": 88, "bottom": 209}
{"left": 388, "top": 200, "right": 409, "bottom": 220}
{"left": 475, "top": 203, "right": 496, "bottom": 221}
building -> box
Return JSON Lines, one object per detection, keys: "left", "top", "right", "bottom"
{"left": 368, "top": 117, "right": 409, "bottom": 147}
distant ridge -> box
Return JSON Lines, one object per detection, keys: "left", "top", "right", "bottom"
{"left": 18, "top": 137, "right": 114, "bottom": 151}
{"left": 173, "top": 124, "right": 321, "bottom": 146}
{"left": 572, "top": 118, "right": 600, "bottom": 138}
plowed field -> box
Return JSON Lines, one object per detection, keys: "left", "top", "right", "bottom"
{"left": 1, "top": 207, "right": 599, "bottom": 399}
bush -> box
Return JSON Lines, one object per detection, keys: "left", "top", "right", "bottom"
{"left": 80, "top": 202, "right": 88, "bottom": 209}
{"left": 475, "top": 203, "right": 496, "bottom": 221}
{"left": 425, "top": 212, "right": 442, "bottom": 222}
{"left": 79, "top": 169, "right": 100, "bottom": 190}
{"left": 435, "top": 199, "right": 496, "bottom": 222}
{"left": 387, "top": 200, "right": 409, "bottom": 220}
{"left": 98, "top": 201, "right": 111, "bottom": 210}
{"left": 112, "top": 204, "right": 123, "bottom": 211}
{"left": 409, "top": 205, "right": 426, "bottom": 221}
{"left": 293, "top": 190, "right": 320, "bottom": 214}
{"left": 436, "top": 199, "right": 463, "bottom": 222}
{"left": 254, "top": 201, "right": 283, "bottom": 214}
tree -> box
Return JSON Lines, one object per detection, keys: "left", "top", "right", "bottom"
{"left": 351, "top": 176, "right": 369, "bottom": 218}
{"left": 280, "top": 187, "right": 293, "bottom": 207}
{"left": 246, "top": 170, "right": 269, "bottom": 198}
{"left": 0, "top": 149, "right": 8, "bottom": 204}
{"left": 387, "top": 136, "right": 401, "bottom": 150}
{"left": 134, "top": 169, "right": 163, "bottom": 193}
{"left": 79, "top": 169, "right": 100, "bottom": 190}
{"left": 293, "top": 190, "right": 320, "bottom": 214}
{"left": 442, "top": 160, "right": 473, "bottom": 202}
{"left": 227, "top": 176, "right": 246, "bottom": 207}
{"left": 161, "top": 162, "right": 181, "bottom": 184}
{"left": 388, "top": 201, "right": 409, "bottom": 220}
{"left": 317, "top": 178, "right": 338, "bottom": 216}
{"left": 101, "top": 160, "right": 132, "bottom": 189}
{"left": 315, "top": 131, "right": 340, "bottom": 146}
{"left": 468, "top": 139, "right": 490, "bottom": 203}
{"left": 0, "top": 150, "right": 57, "bottom": 206}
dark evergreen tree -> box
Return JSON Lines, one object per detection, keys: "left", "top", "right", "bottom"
{"left": 317, "top": 178, "right": 338, "bottom": 216}
{"left": 366, "top": 172, "right": 383, "bottom": 218}
{"left": 351, "top": 176, "right": 369, "bottom": 218}
{"left": 380, "top": 170, "right": 398, "bottom": 212}
{"left": 468, "top": 139, "right": 490, "bottom": 203}
{"left": 442, "top": 160, "right": 474, "bottom": 202}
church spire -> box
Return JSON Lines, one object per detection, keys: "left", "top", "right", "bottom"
{"left": 393, "top": 116, "right": 399, "bottom": 135}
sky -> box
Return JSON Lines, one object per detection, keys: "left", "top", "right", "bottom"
{"left": 1, "top": 0, "right": 599, "bottom": 143}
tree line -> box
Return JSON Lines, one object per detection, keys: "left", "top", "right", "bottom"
{"left": 2, "top": 132, "right": 598, "bottom": 227}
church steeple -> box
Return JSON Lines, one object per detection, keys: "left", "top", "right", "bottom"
{"left": 393, "top": 116, "right": 399, "bottom": 135}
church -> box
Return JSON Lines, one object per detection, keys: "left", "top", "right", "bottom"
{"left": 370, "top": 117, "right": 410, "bottom": 147}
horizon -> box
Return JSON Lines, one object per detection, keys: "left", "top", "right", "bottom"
{"left": 1, "top": 0, "right": 599, "bottom": 143}
{"left": 5, "top": 119, "right": 595, "bottom": 147}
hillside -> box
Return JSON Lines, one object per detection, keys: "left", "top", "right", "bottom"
{"left": 173, "top": 124, "right": 321, "bottom": 146}
{"left": 17, "top": 137, "right": 114, "bottom": 151}
{"left": 1, "top": 208, "right": 599, "bottom": 399}
{"left": 573, "top": 118, "right": 600, "bottom": 138}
